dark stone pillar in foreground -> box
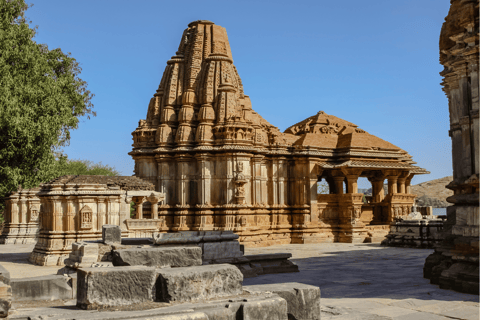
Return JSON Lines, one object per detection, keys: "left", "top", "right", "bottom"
{"left": 423, "top": 0, "right": 479, "bottom": 295}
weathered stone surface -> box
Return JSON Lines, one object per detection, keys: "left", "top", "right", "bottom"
{"left": 155, "top": 264, "right": 243, "bottom": 303}
{"left": 0, "top": 187, "right": 41, "bottom": 246}
{"left": 102, "top": 224, "right": 121, "bottom": 244}
{"left": 77, "top": 266, "right": 157, "bottom": 309}
{"left": 151, "top": 231, "right": 239, "bottom": 245}
{"left": 64, "top": 242, "right": 99, "bottom": 268}
{"left": 382, "top": 219, "right": 444, "bottom": 248}
{"left": 0, "top": 265, "right": 11, "bottom": 319}
{"left": 27, "top": 175, "right": 165, "bottom": 266}
{"left": 244, "top": 253, "right": 299, "bottom": 275}
{"left": 244, "top": 283, "right": 321, "bottom": 320}
{"left": 242, "top": 295, "right": 288, "bottom": 320}
{"left": 10, "top": 275, "right": 74, "bottom": 301}
{"left": 112, "top": 246, "right": 202, "bottom": 268}
{"left": 202, "top": 241, "right": 243, "bottom": 262}
{"left": 423, "top": 0, "right": 479, "bottom": 296}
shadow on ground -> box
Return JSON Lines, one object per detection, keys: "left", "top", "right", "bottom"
{"left": 243, "top": 244, "right": 479, "bottom": 303}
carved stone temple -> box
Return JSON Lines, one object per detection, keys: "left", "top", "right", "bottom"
{"left": 423, "top": 0, "right": 479, "bottom": 295}
{"left": 130, "top": 20, "right": 428, "bottom": 247}
{"left": 18, "top": 175, "right": 165, "bottom": 266}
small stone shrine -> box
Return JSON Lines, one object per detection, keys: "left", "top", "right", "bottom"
{"left": 423, "top": 0, "right": 479, "bottom": 295}
{"left": 27, "top": 175, "right": 165, "bottom": 266}
{"left": 130, "top": 20, "right": 429, "bottom": 246}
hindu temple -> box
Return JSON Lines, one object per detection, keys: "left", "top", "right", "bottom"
{"left": 129, "top": 20, "right": 429, "bottom": 247}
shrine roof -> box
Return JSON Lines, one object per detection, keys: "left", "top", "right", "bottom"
{"left": 44, "top": 175, "right": 155, "bottom": 191}
{"left": 284, "top": 111, "right": 403, "bottom": 151}
{"left": 319, "top": 160, "right": 429, "bottom": 174}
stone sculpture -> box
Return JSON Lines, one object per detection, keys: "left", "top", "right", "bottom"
{"left": 130, "top": 20, "right": 429, "bottom": 246}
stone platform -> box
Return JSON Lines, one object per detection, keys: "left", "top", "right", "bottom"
{"left": 3, "top": 243, "right": 479, "bottom": 319}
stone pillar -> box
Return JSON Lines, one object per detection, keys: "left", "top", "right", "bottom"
{"left": 96, "top": 196, "right": 106, "bottom": 230}
{"left": 19, "top": 198, "right": 27, "bottom": 224}
{"left": 148, "top": 195, "right": 162, "bottom": 220}
{"left": 10, "top": 199, "right": 18, "bottom": 224}
{"left": 134, "top": 197, "right": 146, "bottom": 220}
{"left": 66, "top": 197, "right": 76, "bottom": 231}
{"left": 387, "top": 176, "right": 398, "bottom": 195}
{"left": 397, "top": 171, "right": 409, "bottom": 194}
{"left": 333, "top": 177, "right": 345, "bottom": 195}
{"left": 397, "top": 178, "right": 406, "bottom": 194}
{"left": 372, "top": 179, "right": 385, "bottom": 202}
{"left": 405, "top": 173, "right": 414, "bottom": 194}
{"left": 346, "top": 175, "right": 359, "bottom": 194}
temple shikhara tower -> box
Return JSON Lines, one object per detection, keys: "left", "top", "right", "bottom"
{"left": 130, "top": 20, "right": 428, "bottom": 246}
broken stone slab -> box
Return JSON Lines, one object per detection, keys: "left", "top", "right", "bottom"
{"left": 201, "top": 241, "right": 243, "bottom": 262}
{"left": 112, "top": 246, "right": 202, "bottom": 268}
{"left": 9, "top": 292, "right": 291, "bottom": 320}
{"left": 10, "top": 275, "right": 74, "bottom": 301}
{"left": 64, "top": 242, "right": 99, "bottom": 268}
{"left": 151, "top": 231, "right": 239, "bottom": 245}
{"left": 156, "top": 264, "right": 243, "bottom": 303}
{"left": 77, "top": 266, "right": 157, "bottom": 309}
{"left": 244, "top": 282, "right": 321, "bottom": 320}
{"left": 102, "top": 224, "right": 121, "bottom": 244}
{"left": 244, "top": 253, "right": 299, "bottom": 275}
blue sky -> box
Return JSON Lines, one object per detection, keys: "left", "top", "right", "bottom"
{"left": 26, "top": 0, "right": 452, "bottom": 188}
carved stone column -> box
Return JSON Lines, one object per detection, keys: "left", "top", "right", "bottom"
{"left": 96, "top": 196, "right": 106, "bottom": 230}
{"left": 332, "top": 177, "right": 345, "bottom": 195}
{"left": 405, "top": 173, "right": 415, "bottom": 194}
{"left": 397, "top": 171, "right": 410, "bottom": 194}
{"left": 387, "top": 175, "right": 398, "bottom": 195}
{"left": 148, "top": 195, "right": 162, "bottom": 220}
{"left": 134, "top": 197, "right": 146, "bottom": 220}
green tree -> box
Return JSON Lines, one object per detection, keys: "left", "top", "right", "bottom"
{"left": 0, "top": 0, "right": 95, "bottom": 213}
{"left": 55, "top": 159, "right": 120, "bottom": 177}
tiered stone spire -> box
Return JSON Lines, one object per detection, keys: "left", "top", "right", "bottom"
{"left": 140, "top": 20, "right": 255, "bottom": 149}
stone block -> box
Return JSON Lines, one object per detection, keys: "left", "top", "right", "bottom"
{"left": 152, "top": 231, "right": 239, "bottom": 245}
{"left": 244, "top": 283, "right": 321, "bottom": 320}
{"left": 242, "top": 295, "right": 288, "bottom": 320}
{"left": 77, "top": 266, "right": 157, "bottom": 309}
{"left": 102, "top": 224, "right": 121, "bottom": 244}
{"left": 65, "top": 242, "right": 99, "bottom": 268}
{"left": 244, "top": 253, "right": 299, "bottom": 275}
{"left": 10, "top": 275, "right": 74, "bottom": 301}
{"left": 202, "top": 241, "right": 243, "bottom": 262}
{"left": 112, "top": 246, "right": 202, "bottom": 268}
{"left": 155, "top": 264, "right": 243, "bottom": 303}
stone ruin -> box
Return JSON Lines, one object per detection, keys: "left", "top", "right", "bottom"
{"left": 1, "top": 225, "right": 313, "bottom": 319}
{"left": 423, "top": 0, "right": 479, "bottom": 295}
{"left": 0, "top": 175, "right": 165, "bottom": 266}
{"left": 381, "top": 201, "right": 446, "bottom": 248}
{"left": 130, "top": 20, "right": 429, "bottom": 247}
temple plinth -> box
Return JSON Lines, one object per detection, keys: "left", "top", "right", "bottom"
{"left": 130, "top": 21, "right": 429, "bottom": 246}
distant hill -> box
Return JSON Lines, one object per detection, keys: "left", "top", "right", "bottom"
{"left": 359, "top": 176, "right": 453, "bottom": 208}
{"left": 411, "top": 176, "right": 453, "bottom": 207}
